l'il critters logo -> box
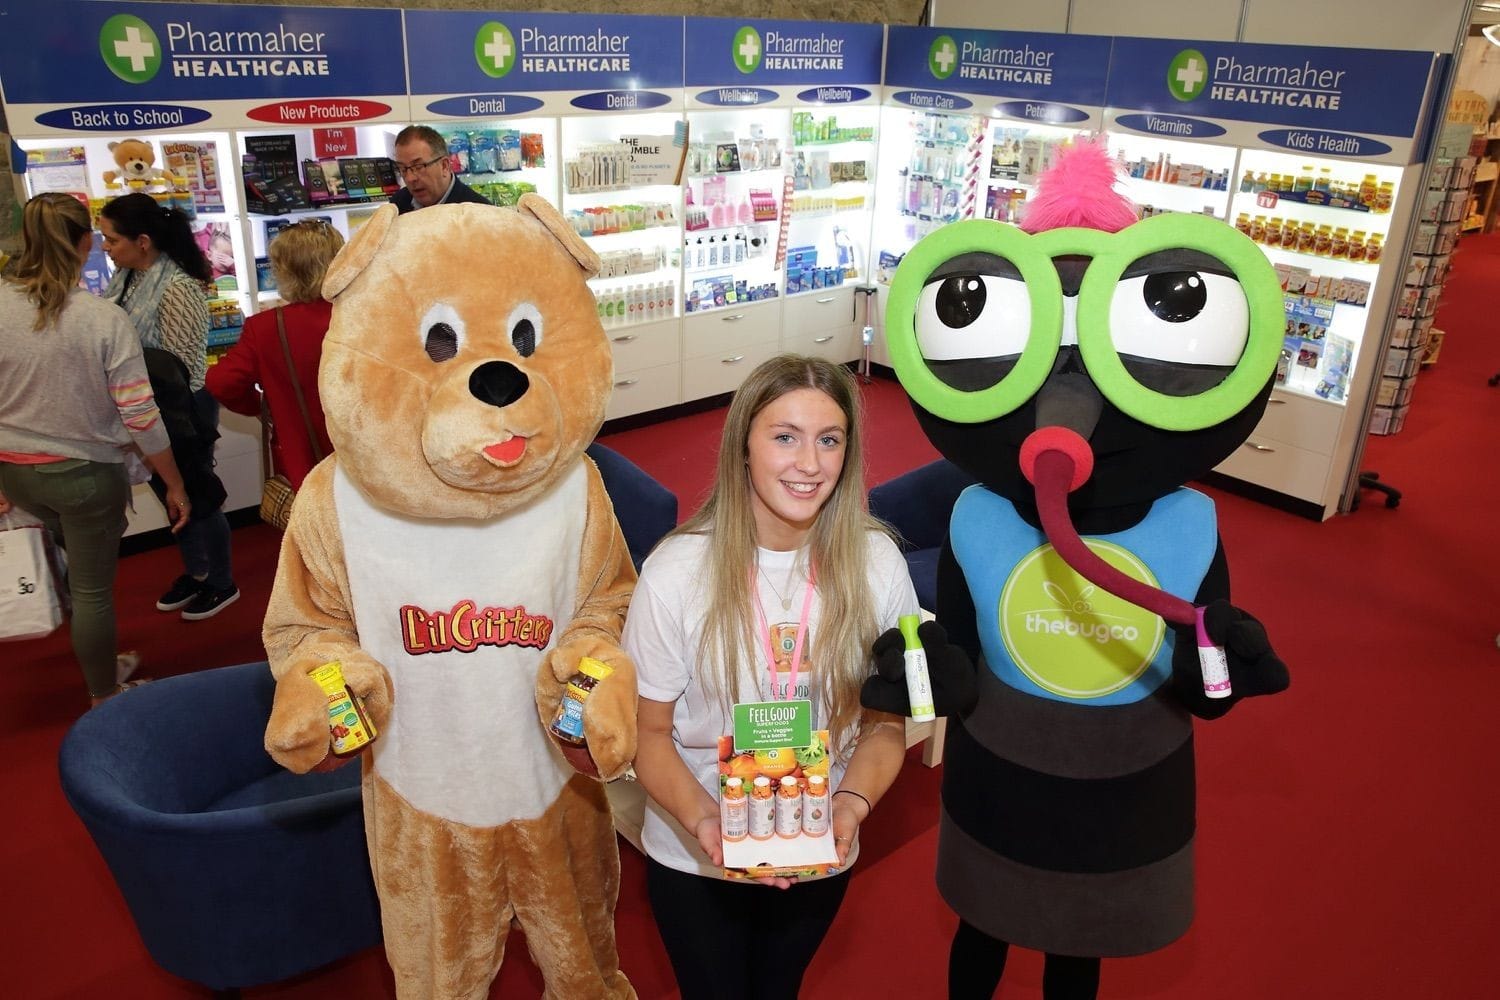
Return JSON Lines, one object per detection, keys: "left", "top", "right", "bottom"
{"left": 477, "top": 21, "right": 633, "bottom": 78}
{"left": 1168, "top": 47, "right": 1345, "bottom": 111}
{"left": 100, "top": 12, "right": 332, "bottom": 83}
{"left": 999, "top": 543, "right": 1164, "bottom": 699}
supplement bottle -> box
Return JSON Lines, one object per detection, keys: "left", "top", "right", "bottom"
{"left": 549, "top": 657, "right": 614, "bottom": 747}
{"left": 802, "top": 775, "right": 830, "bottom": 836}
{"left": 721, "top": 777, "right": 749, "bottom": 842}
{"left": 310, "top": 661, "right": 378, "bottom": 758}
{"left": 749, "top": 776, "right": 776, "bottom": 840}
{"left": 775, "top": 775, "right": 803, "bottom": 839}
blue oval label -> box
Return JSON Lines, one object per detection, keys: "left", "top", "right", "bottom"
{"left": 36, "top": 104, "right": 211, "bottom": 131}
{"left": 1257, "top": 129, "right": 1390, "bottom": 158}
{"left": 694, "top": 87, "right": 780, "bottom": 107}
{"left": 994, "top": 101, "right": 1091, "bottom": 125}
{"left": 795, "top": 86, "right": 873, "bottom": 105}
{"left": 570, "top": 91, "right": 672, "bottom": 112}
{"left": 425, "top": 95, "right": 546, "bottom": 118}
{"left": 889, "top": 90, "right": 973, "bottom": 112}
{"left": 1115, "top": 113, "right": 1227, "bottom": 139}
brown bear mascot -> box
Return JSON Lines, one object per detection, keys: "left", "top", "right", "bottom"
{"left": 261, "top": 195, "right": 638, "bottom": 1000}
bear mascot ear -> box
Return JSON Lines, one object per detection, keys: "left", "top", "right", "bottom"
{"left": 322, "top": 202, "right": 400, "bottom": 301}
{"left": 517, "top": 192, "right": 601, "bottom": 277}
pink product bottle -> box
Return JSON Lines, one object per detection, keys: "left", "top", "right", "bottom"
{"left": 711, "top": 201, "right": 728, "bottom": 228}
{"left": 737, "top": 198, "right": 754, "bottom": 225}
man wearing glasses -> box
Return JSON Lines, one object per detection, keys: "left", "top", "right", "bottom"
{"left": 390, "top": 125, "right": 490, "bottom": 214}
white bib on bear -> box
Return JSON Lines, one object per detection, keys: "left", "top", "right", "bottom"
{"left": 334, "top": 462, "right": 584, "bottom": 827}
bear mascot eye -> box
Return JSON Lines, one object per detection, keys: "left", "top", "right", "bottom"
{"left": 418, "top": 303, "right": 465, "bottom": 363}
{"left": 506, "top": 302, "right": 544, "bottom": 358}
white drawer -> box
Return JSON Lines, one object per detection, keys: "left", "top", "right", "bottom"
{"left": 683, "top": 340, "right": 782, "bottom": 398}
{"left": 784, "top": 325, "right": 860, "bottom": 364}
{"left": 1214, "top": 436, "right": 1334, "bottom": 505}
{"left": 605, "top": 362, "right": 681, "bottom": 421}
{"left": 1254, "top": 391, "right": 1345, "bottom": 455}
{"left": 606, "top": 318, "right": 679, "bottom": 373}
{"left": 683, "top": 300, "right": 781, "bottom": 360}
{"left": 783, "top": 286, "right": 855, "bottom": 336}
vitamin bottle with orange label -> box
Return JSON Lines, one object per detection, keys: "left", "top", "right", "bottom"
{"left": 802, "top": 774, "right": 830, "bottom": 836}
{"left": 775, "top": 775, "right": 803, "bottom": 838}
{"left": 721, "top": 777, "right": 749, "bottom": 842}
{"left": 310, "top": 661, "right": 378, "bottom": 758}
{"left": 749, "top": 776, "right": 776, "bottom": 840}
{"left": 550, "top": 657, "right": 613, "bottom": 746}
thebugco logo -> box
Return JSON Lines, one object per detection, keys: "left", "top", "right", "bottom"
{"left": 100, "top": 14, "right": 163, "bottom": 84}
{"left": 999, "top": 542, "right": 1164, "bottom": 699}
{"left": 475, "top": 21, "right": 517, "bottom": 79}
{"left": 928, "top": 35, "right": 958, "bottom": 81}
{"left": 732, "top": 26, "right": 762, "bottom": 74}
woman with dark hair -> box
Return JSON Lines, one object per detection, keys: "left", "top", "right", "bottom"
{"left": 0, "top": 193, "right": 189, "bottom": 706}
{"left": 100, "top": 193, "right": 238, "bottom": 620}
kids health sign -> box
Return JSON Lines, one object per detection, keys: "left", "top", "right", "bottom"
{"left": 0, "top": 0, "right": 408, "bottom": 135}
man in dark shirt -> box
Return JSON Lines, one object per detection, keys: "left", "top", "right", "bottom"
{"left": 389, "top": 125, "right": 491, "bottom": 214}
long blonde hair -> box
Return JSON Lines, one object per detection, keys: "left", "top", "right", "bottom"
{"left": 671, "top": 355, "right": 888, "bottom": 745}
{"left": 13, "top": 193, "right": 92, "bottom": 330}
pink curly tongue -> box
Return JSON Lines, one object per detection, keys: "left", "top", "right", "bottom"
{"left": 483, "top": 437, "right": 527, "bottom": 463}
{"left": 1019, "top": 427, "right": 1194, "bottom": 627}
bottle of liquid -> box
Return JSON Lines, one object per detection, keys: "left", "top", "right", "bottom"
{"left": 310, "top": 661, "right": 378, "bottom": 758}
{"left": 898, "top": 614, "right": 936, "bottom": 722}
{"left": 549, "top": 657, "right": 614, "bottom": 746}
{"left": 721, "top": 777, "right": 749, "bottom": 842}
{"left": 749, "top": 775, "right": 776, "bottom": 840}
{"left": 775, "top": 775, "right": 803, "bottom": 839}
{"left": 802, "top": 774, "right": 830, "bottom": 836}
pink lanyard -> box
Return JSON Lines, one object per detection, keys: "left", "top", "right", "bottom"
{"left": 750, "top": 562, "right": 817, "bottom": 702}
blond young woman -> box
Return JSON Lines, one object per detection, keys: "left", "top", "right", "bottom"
{"left": 0, "top": 193, "right": 188, "bottom": 705}
{"left": 627, "top": 354, "right": 919, "bottom": 1000}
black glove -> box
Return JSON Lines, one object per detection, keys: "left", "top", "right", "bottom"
{"left": 1201, "top": 599, "right": 1289, "bottom": 698}
{"left": 861, "top": 619, "right": 979, "bottom": 718}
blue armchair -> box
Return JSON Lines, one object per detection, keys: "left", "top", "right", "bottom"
{"left": 868, "top": 459, "right": 977, "bottom": 611}
{"left": 58, "top": 661, "right": 381, "bottom": 998}
{"left": 587, "top": 442, "right": 678, "bottom": 570}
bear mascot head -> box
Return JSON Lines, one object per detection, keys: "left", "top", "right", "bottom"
{"left": 262, "top": 195, "right": 638, "bottom": 1000}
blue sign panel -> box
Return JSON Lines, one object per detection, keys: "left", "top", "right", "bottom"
{"left": 888, "top": 90, "right": 974, "bottom": 112}
{"left": 795, "top": 86, "right": 874, "bottom": 105}
{"left": 0, "top": 1, "right": 405, "bottom": 105}
{"left": 692, "top": 87, "right": 780, "bottom": 107}
{"left": 404, "top": 11, "right": 683, "bottom": 97}
{"left": 424, "top": 95, "right": 546, "bottom": 118}
{"left": 884, "top": 25, "right": 1110, "bottom": 109}
{"left": 1105, "top": 37, "right": 1434, "bottom": 138}
{"left": 685, "top": 18, "right": 883, "bottom": 88}
{"left": 1114, "top": 113, "right": 1227, "bottom": 139}
{"left": 1257, "top": 128, "right": 1392, "bottom": 158}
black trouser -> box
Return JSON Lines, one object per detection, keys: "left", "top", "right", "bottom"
{"left": 645, "top": 856, "right": 849, "bottom": 1000}
{"left": 950, "top": 919, "right": 1102, "bottom": 1000}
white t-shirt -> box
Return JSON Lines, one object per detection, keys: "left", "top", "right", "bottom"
{"left": 626, "top": 530, "right": 918, "bottom": 877}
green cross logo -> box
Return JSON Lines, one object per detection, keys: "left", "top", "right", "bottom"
{"left": 475, "top": 21, "right": 516, "bottom": 79}
{"left": 99, "top": 14, "right": 162, "bottom": 84}
{"left": 1168, "top": 49, "right": 1209, "bottom": 102}
{"left": 929, "top": 35, "right": 958, "bottom": 80}
{"left": 732, "top": 26, "right": 762, "bottom": 74}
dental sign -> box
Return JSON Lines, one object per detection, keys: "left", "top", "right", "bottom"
{"left": 0, "top": 0, "right": 407, "bottom": 135}
{"left": 405, "top": 11, "right": 683, "bottom": 118}
{"left": 1105, "top": 38, "right": 1438, "bottom": 164}
{"left": 685, "top": 18, "right": 883, "bottom": 109}
{"left": 883, "top": 26, "right": 1110, "bottom": 128}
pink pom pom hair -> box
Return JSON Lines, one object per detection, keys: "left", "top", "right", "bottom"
{"left": 1018, "top": 138, "right": 1139, "bottom": 235}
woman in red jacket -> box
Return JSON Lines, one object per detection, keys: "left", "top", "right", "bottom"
{"left": 207, "top": 219, "right": 343, "bottom": 491}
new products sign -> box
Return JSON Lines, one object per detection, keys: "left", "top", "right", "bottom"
{"left": 685, "top": 17, "right": 883, "bottom": 109}
{"left": 883, "top": 26, "right": 1110, "bottom": 127}
{"left": 0, "top": 0, "right": 408, "bottom": 135}
{"left": 405, "top": 11, "right": 683, "bottom": 118}
{"left": 1105, "top": 38, "right": 1439, "bottom": 163}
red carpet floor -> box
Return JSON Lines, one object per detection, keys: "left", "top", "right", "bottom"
{"left": 3, "top": 236, "right": 1497, "bottom": 998}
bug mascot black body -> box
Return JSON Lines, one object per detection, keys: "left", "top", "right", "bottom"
{"left": 862, "top": 142, "right": 1291, "bottom": 999}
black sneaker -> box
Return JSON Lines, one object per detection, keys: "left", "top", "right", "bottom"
{"left": 181, "top": 586, "right": 240, "bottom": 621}
{"left": 156, "top": 575, "right": 204, "bottom": 611}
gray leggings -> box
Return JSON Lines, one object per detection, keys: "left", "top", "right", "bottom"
{"left": 1, "top": 459, "right": 128, "bottom": 698}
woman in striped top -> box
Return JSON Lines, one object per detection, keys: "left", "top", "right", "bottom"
{"left": 0, "top": 193, "right": 188, "bottom": 705}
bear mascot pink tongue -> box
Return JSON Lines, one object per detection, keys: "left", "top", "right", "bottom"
{"left": 261, "top": 195, "right": 638, "bottom": 1000}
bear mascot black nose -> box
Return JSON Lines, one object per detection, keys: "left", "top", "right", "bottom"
{"left": 469, "top": 360, "right": 530, "bottom": 408}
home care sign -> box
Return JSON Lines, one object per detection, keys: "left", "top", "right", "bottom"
{"left": 685, "top": 17, "right": 884, "bottom": 110}
{"left": 0, "top": 0, "right": 407, "bottom": 137}
{"left": 1104, "top": 38, "right": 1441, "bottom": 164}
{"left": 404, "top": 11, "right": 684, "bottom": 120}
{"left": 883, "top": 25, "right": 1110, "bottom": 130}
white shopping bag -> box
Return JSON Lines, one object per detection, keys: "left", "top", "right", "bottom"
{"left": 0, "top": 511, "right": 64, "bottom": 641}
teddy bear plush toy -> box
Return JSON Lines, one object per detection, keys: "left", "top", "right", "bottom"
{"left": 862, "top": 140, "right": 1290, "bottom": 999}
{"left": 262, "top": 195, "right": 638, "bottom": 1000}
{"left": 101, "top": 138, "right": 177, "bottom": 191}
